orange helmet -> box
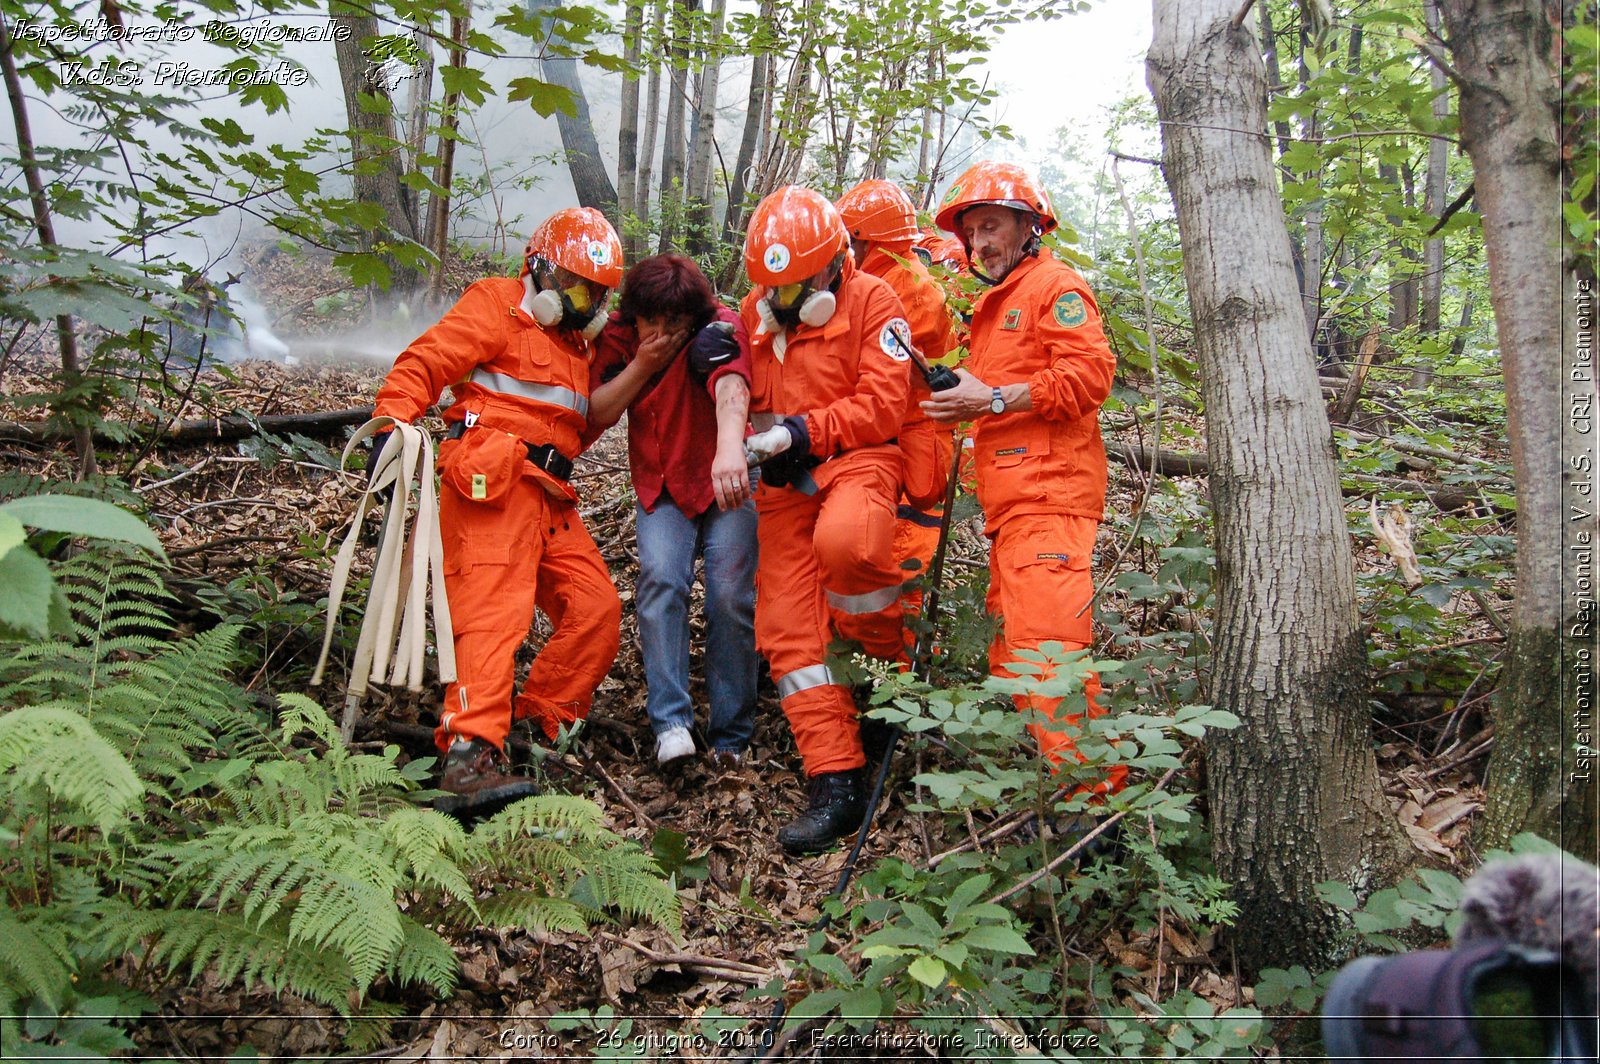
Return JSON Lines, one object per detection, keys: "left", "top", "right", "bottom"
{"left": 744, "top": 186, "right": 848, "bottom": 287}
{"left": 524, "top": 207, "right": 624, "bottom": 288}
{"left": 934, "top": 161, "right": 1057, "bottom": 236}
{"left": 836, "top": 179, "right": 919, "bottom": 246}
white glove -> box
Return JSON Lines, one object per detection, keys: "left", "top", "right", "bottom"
{"left": 743, "top": 425, "right": 794, "bottom": 463}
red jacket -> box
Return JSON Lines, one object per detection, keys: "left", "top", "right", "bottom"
{"left": 587, "top": 306, "right": 751, "bottom": 517}
{"left": 965, "top": 253, "right": 1114, "bottom": 524}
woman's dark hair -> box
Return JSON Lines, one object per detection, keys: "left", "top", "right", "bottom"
{"left": 616, "top": 254, "right": 721, "bottom": 326}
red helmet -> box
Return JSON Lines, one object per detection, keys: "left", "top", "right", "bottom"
{"left": 524, "top": 207, "right": 624, "bottom": 288}
{"left": 836, "top": 179, "right": 919, "bottom": 246}
{"left": 933, "top": 162, "right": 1057, "bottom": 236}
{"left": 744, "top": 186, "right": 848, "bottom": 287}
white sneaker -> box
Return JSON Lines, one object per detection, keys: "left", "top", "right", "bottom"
{"left": 655, "top": 727, "right": 695, "bottom": 765}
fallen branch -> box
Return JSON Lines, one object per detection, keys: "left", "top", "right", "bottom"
{"left": 0, "top": 406, "right": 376, "bottom": 447}
{"left": 1107, "top": 441, "right": 1208, "bottom": 477}
{"left": 598, "top": 933, "right": 770, "bottom": 983}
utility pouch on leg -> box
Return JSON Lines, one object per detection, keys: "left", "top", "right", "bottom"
{"left": 441, "top": 428, "right": 525, "bottom": 508}
{"left": 901, "top": 418, "right": 953, "bottom": 510}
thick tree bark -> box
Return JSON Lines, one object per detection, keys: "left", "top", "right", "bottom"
{"left": 1440, "top": 0, "right": 1597, "bottom": 861}
{"left": 618, "top": 0, "right": 645, "bottom": 262}
{"left": 1149, "top": 0, "right": 1408, "bottom": 975}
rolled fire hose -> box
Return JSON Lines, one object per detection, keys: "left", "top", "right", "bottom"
{"left": 311, "top": 417, "right": 456, "bottom": 741}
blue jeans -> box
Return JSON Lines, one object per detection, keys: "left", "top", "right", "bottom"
{"left": 634, "top": 493, "right": 759, "bottom": 753}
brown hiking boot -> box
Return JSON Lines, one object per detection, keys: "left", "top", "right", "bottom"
{"left": 434, "top": 738, "right": 538, "bottom": 821}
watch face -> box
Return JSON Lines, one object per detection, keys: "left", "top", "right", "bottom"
{"left": 990, "top": 390, "right": 1005, "bottom": 414}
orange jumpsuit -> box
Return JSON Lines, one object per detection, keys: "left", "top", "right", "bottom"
{"left": 857, "top": 246, "right": 958, "bottom": 654}
{"left": 964, "top": 253, "right": 1119, "bottom": 776}
{"left": 374, "top": 277, "right": 622, "bottom": 754}
{"left": 743, "top": 262, "right": 911, "bottom": 776}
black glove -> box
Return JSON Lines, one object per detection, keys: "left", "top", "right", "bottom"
{"left": 756, "top": 416, "right": 816, "bottom": 488}
{"left": 361, "top": 431, "right": 394, "bottom": 498}
{"left": 687, "top": 320, "right": 740, "bottom": 376}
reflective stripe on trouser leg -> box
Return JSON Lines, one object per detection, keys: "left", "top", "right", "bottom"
{"left": 777, "top": 678, "right": 865, "bottom": 777}
{"left": 754, "top": 482, "right": 863, "bottom": 776}
{"left": 435, "top": 478, "right": 546, "bottom": 754}
{"left": 986, "top": 512, "right": 1124, "bottom": 792}
{"left": 512, "top": 506, "right": 623, "bottom": 740}
{"left": 814, "top": 458, "right": 904, "bottom": 659}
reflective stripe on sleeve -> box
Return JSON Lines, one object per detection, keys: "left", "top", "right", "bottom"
{"left": 825, "top": 583, "right": 903, "bottom": 615}
{"left": 469, "top": 368, "right": 590, "bottom": 418}
{"left": 776, "top": 663, "right": 837, "bottom": 699}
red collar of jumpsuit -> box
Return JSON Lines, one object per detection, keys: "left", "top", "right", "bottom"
{"left": 740, "top": 267, "right": 914, "bottom": 777}
{"left": 963, "top": 251, "right": 1123, "bottom": 786}
{"left": 373, "top": 275, "right": 623, "bottom": 755}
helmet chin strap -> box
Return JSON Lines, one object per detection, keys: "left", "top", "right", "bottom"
{"left": 969, "top": 228, "right": 1044, "bottom": 287}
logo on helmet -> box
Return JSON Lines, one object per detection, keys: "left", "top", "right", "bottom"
{"left": 941, "top": 184, "right": 962, "bottom": 205}
{"left": 587, "top": 240, "right": 610, "bottom": 266}
{"left": 763, "top": 244, "right": 791, "bottom": 274}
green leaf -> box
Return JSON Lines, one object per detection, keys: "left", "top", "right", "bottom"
{"left": 0, "top": 495, "right": 165, "bottom": 558}
{"left": 0, "top": 546, "right": 54, "bottom": 638}
{"left": 907, "top": 955, "right": 947, "bottom": 988}
{"left": 507, "top": 77, "right": 576, "bottom": 117}
{"left": 0, "top": 512, "right": 25, "bottom": 560}
{"left": 960, "top": 924, "right": 1035, "bottom": 956}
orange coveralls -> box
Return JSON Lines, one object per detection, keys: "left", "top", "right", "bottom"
{"left": 742, "top": 262, "right": 912, "bottom": 776}
{"left": 373, "top": 277, "right": 622, "bottom": 754}
{"left": 964, "top": 253, "right": 1120, "bottom": 776}
{"left": 857, "top": 246, "right": 958, "bottom": 651}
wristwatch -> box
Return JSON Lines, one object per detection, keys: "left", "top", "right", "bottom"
{"left": 989, "top": 387, "right": 1006, "bottom": 416}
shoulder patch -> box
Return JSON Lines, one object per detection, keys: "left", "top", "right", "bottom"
{"left": 1053, "top": 291, "right": 1088, "bottom": 329}
{"left": 880, "top": 318, "right": 912, "bottom": 361}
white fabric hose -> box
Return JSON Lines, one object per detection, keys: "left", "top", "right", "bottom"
{"left": 312, "top": 417, "right": 456, "bottom": 741}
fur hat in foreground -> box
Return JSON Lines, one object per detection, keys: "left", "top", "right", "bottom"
{"left": 1453, "top": 851, "right": 1599, "bottom": 1005}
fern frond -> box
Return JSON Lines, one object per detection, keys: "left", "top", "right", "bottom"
{"left": 475, "top": 890, "right": 593, "bottom": 937}
{"left": 576, "top": 849, "right": 683, "bottom": 937}
{"left": 288, "top": 871, "right": 403, "bottom": 996}
{"left": 470, "top": 794, "right": 609, "bottom": 847}
{"left": 388, "top": 915, "right": 458, "bottom": 996}
{"left": 276, "top": 693, "right": 340, "bottom": 748}
{"left": 110, "top": 907, "right": 356, "bottom": 1012}
{"left": 0, "top": 707, "right": 142, "bottom": 835}
{"left": 380, "top": 807, "right": 475, "bottom": 911}
{"left": 0, "top": 907, "right": 75, "bottom": 1012}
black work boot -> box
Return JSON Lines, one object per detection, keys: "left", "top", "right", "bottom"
{"left": 777, "top": 769, "right": 867, "bottom": 855}
{"left": 434, "top": 738, "right": 539, "bottom": 821}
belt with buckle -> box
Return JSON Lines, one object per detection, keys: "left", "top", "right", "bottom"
{"left": 445, "top": 421, "right": 574, "bottom": 482}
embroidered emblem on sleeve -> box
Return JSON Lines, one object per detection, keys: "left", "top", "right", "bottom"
{"left": 880, "top": 318, "right": 912, "bottom": 360}
{"left": 1052, "top": 291, "right": 1088, "bottom": 329}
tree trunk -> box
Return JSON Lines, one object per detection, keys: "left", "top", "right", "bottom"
{"left": 0, "top": 13, "right": 95, "bottom": 477}
{"left": 427, "top": 9, "right": 470, "bottom": 300}
{"left": 1440, "top": 0, "right": 1597, "bottom": 861}
{"left": 618, "top": 0, "right": 645, "bottom": 262}
{"left": 656, "top": 0, "right": 692, "bottom": 251}
{"left": 684, "top": 0, "right": 726, "bottom": 254}
{"left": 1417, "top": 0, "right": 1451, "bottom": 390}
{"left": 636, "top": 0, "right": 666, "bottom": 229}
{"left": 719, "top": 0, "right": 772, "bottom": 282}
{"left": 1148, "top": 0, "right": 1408, "bottom": 975}
{"left": 1298, "top": 24, "right": 1325, "bottom": 342}
{"left": 531, "top": 0, "right": 617, "bottom": 215}
{"left": 330, "top": 3, "right": 424, "bottom": 294}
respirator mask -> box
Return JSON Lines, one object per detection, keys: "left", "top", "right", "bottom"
{"left": 763, "top": 253, "right": 845, "bottom": 331}
{"left": 525, "top": 258, "right": 611, "bottom": 339}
